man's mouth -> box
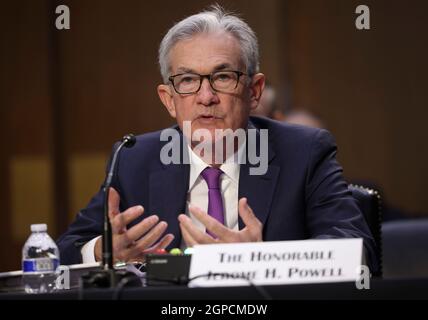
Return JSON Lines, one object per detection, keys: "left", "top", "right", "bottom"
{"left": 196, "top": 115, "right": 218, "bottom": 124}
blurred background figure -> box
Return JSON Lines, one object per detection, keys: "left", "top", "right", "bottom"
{"left": 284, "top": 109, "right": 324, "bottom": 129}
{"left": 251, "top": 82, "right": 285, "bottom": 121}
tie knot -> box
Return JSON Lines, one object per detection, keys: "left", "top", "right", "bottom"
{"left": 201, "top": 167, "right": 223, "bottom": 189}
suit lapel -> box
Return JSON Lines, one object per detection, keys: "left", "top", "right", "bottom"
{"left": 149, "top": 133, "right": 189, "bottom": 248}
{"left": 238, "top": 125, "right": 280, "bottom": 230}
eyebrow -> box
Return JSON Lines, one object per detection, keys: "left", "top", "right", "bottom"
{"left": 212, "top": 63, "right": 233, "bottom": 72}
{"left": 175, "top": 67, "right": 195, "bottom": 74}
{"left": 175, "top": 63, "right": 235, "bottom": 75}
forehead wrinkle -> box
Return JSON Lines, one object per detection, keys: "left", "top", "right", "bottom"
{"left": 176, "top": 67, "right": 195, "bottom": 74}
{"left": 175, "top": 63, "right": 236, "bottom": 75}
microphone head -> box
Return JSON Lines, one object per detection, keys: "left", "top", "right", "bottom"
{"left": 122, "top": 134, "right": 136, "bottom": 148}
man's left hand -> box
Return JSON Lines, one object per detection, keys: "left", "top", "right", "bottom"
{"left": 178, "top": 197, "right": 262, "bottom": 246}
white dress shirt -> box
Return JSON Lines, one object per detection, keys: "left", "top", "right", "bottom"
{"left": 185, "top": 144, "right": 240, "bottom": 233}
{"left": 81, "top": 143, "right": 243, "bottom": 263}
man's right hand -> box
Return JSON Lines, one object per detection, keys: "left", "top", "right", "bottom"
{"left": 94, "top": 187, "right": 174, "bottom": 262}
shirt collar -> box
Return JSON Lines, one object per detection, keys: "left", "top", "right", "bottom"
{"left": 188, "top": 144, "right": 209, "bottom": 191}
{"left": 187, "top": 143, "right": 243, "bottom": 191}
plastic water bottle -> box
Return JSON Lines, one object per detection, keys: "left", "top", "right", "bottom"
{"left": 22, "top": 224, "right": 60, "bottom": 293}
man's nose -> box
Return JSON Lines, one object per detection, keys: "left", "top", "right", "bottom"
{"left": 196, "top": 78, "right": 219, "bottom": 106}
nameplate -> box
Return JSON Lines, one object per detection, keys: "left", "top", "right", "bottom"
{"left": 188, "top": 238, "right": 363, "bottom": 287}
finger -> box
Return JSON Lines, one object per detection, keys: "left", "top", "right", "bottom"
{"left": 188, "top": 205, "right": 230, "bottom": 240}
{"left": 178, "top": 213, "right": 215, "bottom": 244}
{"left": 238, "top": 198, "right": 262, "bottom": 230}
{"left": 238, "top": 198, "right": 263, "bottom": 241}
{"left": 143, "top": 233, "right": 175, "bottom": 253}
{"left": 154, "top": 233, "right": 175, "bottom": 250}
{"left": 123, "top": 214, "right": 158, "bottom": 241}
{"left": 111, "top": 205, "right": 144, "bottom": 234}
{"left": 131, "top": 221, "right": 169, "bottom": 253}
{"left": 108, "top": 187, "right": 121, "bottom": 220}
{"left": 179, "top": 221, "right": 197, "bottom": 247}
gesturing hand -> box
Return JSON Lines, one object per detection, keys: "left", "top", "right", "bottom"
{"left": 178, "top": 197, "right": 262, "bottom": 247}
{"left": 94, "top": 187, "right": 174, "bottom": 262}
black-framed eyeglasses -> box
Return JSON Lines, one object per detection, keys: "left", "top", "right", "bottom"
{"left": 168, "top": 70, "right": 246, "bottom": 94}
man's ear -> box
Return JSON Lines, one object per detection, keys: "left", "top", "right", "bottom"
{"left": 157, "top": 84, "right": 176, "bottom": 118}
{"left": 249, "top": 73, "right": 266, "bottom": 110}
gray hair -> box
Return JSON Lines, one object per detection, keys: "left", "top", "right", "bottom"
{"left": 158, "top": 5, "right": 259, "bottom": 83}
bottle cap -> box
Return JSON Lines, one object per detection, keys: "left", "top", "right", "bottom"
{"left": 31, "top": 224, "right": 47, "bottom": 232}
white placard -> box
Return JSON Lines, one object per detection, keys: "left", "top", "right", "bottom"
{"left": 188, "top": 238, "right": 363, "bottom": 287}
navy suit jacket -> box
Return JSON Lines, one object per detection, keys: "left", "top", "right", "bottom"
{"left": 57, "top": 117, "right": 378, "bottom": 272}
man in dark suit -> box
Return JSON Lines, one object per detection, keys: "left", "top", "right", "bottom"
{"left": 57, "top": 5, "right": 378, "bottom": 272}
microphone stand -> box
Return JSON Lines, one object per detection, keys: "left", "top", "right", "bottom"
{"left": 80, "top": 134, "right": 141, "bottom": 289}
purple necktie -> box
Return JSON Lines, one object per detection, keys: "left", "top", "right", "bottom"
{"left": 201, "top": 167, "right": 225, "bottom": 236}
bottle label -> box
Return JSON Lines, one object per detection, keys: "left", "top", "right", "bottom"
{"left": 23, "top": 258, "right": 59, "bottom": 273}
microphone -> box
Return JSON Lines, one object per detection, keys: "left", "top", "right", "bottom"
{"left": 81, "top": 134, "right": 141, "bottom": 289}
{"left": 102, "top": 134, "right": 136, "bottom": 270}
